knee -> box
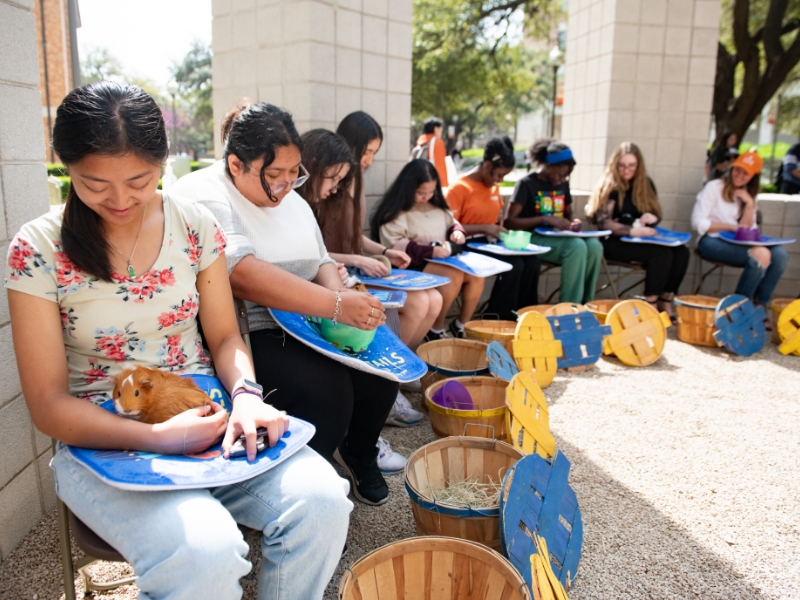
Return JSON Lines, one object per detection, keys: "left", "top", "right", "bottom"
{"left": 749, "top": 246, "right": 771, "bottom": 268}
{"left": 428, "top": 289, "right": 443, "bottom": 315}
{"left": 770, "top": 246, "right": 789, "bottom": 270}
{"left": 405, "top": 291, "right": 428, "bottom": 316}
{"left": 566, "top": 239, "right": 587, "bottom": 259}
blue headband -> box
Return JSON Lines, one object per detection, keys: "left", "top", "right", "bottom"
{"left": 546, "top": 148, "right": 574, "bottom": 164}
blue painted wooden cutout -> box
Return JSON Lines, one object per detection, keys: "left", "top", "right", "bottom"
{"left": 499, "top": 451, "right": 583, "bottom": 591}
{"left": 713, "top": 294, "right": 767, "bottom": 357}
{"left": 546, "top": 312, "right": 612, "bottom": 369}
{"left": 487, "top": 341, "right": 519, "bottom": 381}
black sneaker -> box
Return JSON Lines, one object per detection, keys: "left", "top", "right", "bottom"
{"left": 448, "top": 320, "right": 466, "bottom": 338}
{"left": 423, "top": 329, "right": 443, "bottom": 343}
{"left": 334, "top": 444, "right": 389, "bottom": 506}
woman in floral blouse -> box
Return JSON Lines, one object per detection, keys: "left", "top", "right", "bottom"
{"left": 5, "top": 82, "right": 351, "bottom": 600}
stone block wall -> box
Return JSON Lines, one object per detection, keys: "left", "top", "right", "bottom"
{"left": 0, "top": 0, "right": 55, "bottom": 561}
{"left": 211, "top": 0, "right": 413, "bottom": 224}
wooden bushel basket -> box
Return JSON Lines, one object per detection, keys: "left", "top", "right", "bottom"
{"left": 416, "top": 339, "right": 489, "bottom": 391}
{"left": 464, "top": 319, "right": 517, "bottom": 353}
{"left": 584, "top": 299, "right": 622, "bottom": 324}
{"left": 674, "top": 295, "right": 719, "bottom": 347}
{"left": 338, "top": 536, "right": 530, "bottom": 600}
{"left": 424, "top": 376, "right": 509, "bottom": 440}
{"left": 404, "top": 436, "right": 524, "bottom": 551}
{"left": 516, "top": 304, "right": 554, "bottom": 317}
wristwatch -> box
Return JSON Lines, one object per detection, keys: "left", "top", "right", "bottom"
{"left": 231, "top": 378, "right": 264, "bottom": 401}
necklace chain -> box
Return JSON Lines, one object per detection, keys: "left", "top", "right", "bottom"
{"left": 107, "top": 202, "right": 148, "bottom": 278}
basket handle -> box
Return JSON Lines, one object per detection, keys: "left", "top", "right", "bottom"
{"left": 462, "top": 423, "right": 495, "bottom": 438}
{"left": 480, "top": 312, "right": 501, "bottom": 321}
{"left": 337, "top": 567, "right": 355, "bottom": 599}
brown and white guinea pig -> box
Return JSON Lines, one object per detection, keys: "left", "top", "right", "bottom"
{"left": 113, "top": 366, "right": 211, "bottom": 424}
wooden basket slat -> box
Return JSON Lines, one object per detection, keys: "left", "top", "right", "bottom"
{"left": 584, "top": 299, "right": 621, "bottom": 324}
{"left": 772, "top": 298, "right": 797, "bottom": 348}
{"left": 431, "top": 550, "right": 454, "bottom": 599}
{"left": 424, "top": 376, "right": 508, "bottom": 440}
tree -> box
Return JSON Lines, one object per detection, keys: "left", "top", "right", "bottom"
{"left": 170, "top": 41, "right": 213, "bottom": 156}
{"left": 81, "top": 48, "right": 124, "bottom": 84}
{"left": 713, "top": 0, "right": 800, "bottom": 143}
{"left": 412, "top": 0, "right": 559, "bottom": 147}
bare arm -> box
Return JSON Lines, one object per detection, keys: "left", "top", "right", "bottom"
{"left": 313, "top": 262, "right": 346, "bottom": 290}
{"left": 8, "top": 291, "right": 227, "bottom": 453}
{"left": 505, "top": 203, "right": 570, "bottom": 231}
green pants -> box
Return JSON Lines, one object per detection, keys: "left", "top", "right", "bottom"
{"left": 530, "top": 233, "right": 603, "bottom": 304}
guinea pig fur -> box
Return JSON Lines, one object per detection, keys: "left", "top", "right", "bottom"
{"left": 113, "top": 365, "right": 211, "bottom": 424}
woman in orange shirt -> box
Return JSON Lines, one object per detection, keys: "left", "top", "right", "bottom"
{"left": 446, "top": 137, "right": 541, "bottom": 322}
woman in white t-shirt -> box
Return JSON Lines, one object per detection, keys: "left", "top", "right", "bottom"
{"left": 692, "top": 150, "right": 788, "bottom": 310}
{"left": 172, "top": 103, "right": 399, "bottom": 506}
{"left": 5, "top": 82, "right": 350, "bottom": 600}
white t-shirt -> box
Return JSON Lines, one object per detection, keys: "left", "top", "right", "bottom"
{"left": 691, "top": 179, "right": 746, "bottom": 237}
{"left": 4, "top": 194, "right": 227, "bottom": 404}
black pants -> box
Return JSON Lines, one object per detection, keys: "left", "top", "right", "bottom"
{"left": 601, "top": 237, "right": 690, "bottom": 297}
{"left": 780, "top": 180, "right": 800, "bottom": 195}
{"left": 250, "top": 328, "right": 398, "bottom": 460}
{"left": 471, "top": 237, "right": 541, "bottom": 319}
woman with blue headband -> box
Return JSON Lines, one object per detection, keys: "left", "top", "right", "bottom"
{"left": 506, "top": 140, "right": 602, "bottom": 304}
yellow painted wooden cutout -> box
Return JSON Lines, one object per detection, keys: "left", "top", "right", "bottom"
{"left": 530, "top": 535, "right": 570, "bottom": 600}
{"left": 544, "top": 303, "right": 587, "bottom": 317}
{"left": 777, "top": 298, "right": 800, "bottom": 356}
{"left": 505, "top": 371, "right": 555, "bottom": 459}
{"left": 604, "top": 300, "right": 671, "bottom": 366}
{"left": 513, "top": 311, "right": 562, "bottom": 388}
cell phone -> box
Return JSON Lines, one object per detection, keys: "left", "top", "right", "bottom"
{"left": 228, "top": 427, "right": 269, "bottom": 459}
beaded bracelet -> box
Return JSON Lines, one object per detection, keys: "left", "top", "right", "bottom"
{"left": 382, "top": 247, "right": 388, "bottom": 255}
{"left": 332, "top": 290, "right": 342, "bottom": 327}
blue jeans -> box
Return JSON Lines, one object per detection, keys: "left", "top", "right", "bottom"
{"left": 697, "top": 235, "right": 789, "bottom": 303}
{"left": 52, "top": 445, "right": 352, "bottom": 600}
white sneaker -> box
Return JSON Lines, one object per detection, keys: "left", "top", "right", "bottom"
{"left": 399, "top": 378, "right": 422, "bottom": 393}
{"left": 376, "top": 436, "right": 407, "bottom": 475}
{"left": 385, "top": 391, "right": 424, "bottom": 427}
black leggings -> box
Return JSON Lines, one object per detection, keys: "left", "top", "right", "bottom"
{"left": 249, "top": 328, "right": 398, "bottom": 460}
{"left": 601, "top": 237, "right": 690, "bottom": 297}
{"left": 471, "top": 237, "right": 541, "bottom": 319}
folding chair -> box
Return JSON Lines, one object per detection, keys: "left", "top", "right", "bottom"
{"left": 539, "top": 261, "right": 562, "bottom": 302}
{"left": 595, "top": 257, "right": 646, "bottom": 299}
{"left": 57, "top": 299, "right": 256, "bottom": 599}
{"left": 693, "top": 249, "right": 728, "bottom": 295}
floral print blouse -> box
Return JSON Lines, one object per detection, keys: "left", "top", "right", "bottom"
{"left": 5, "top": 193, "right": 227, "bottom": 404}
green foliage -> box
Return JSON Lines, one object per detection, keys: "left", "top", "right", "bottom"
{"left": 170, "top": 41, "right": 213, "bottom": 155}
{"left": 412, "top": 0, "right": 560, "bottom": 145}
{"left": 81, "top": 48, "right": 124, "bottom": 84}
{"left": 739, "top": 141, "right": 791, "bottom": 159}
{"left": 47, "top": 163, "right": 67, "bottom": 176}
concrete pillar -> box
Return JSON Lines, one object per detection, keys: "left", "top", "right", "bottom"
{"left": 211, "top": 0, "right": 413, "bottom": 221}
{"left": 562, "top": 0, "right": 720, "bottom": 227}
{"left": 0, "top": 0, "right": 55, "bottom": 561}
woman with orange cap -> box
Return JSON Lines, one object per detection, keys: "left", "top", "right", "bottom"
{"left": 691, "top": 150, "right": 788, "bottom": 309}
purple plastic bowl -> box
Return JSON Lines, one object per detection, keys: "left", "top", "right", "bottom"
{"left": 734, "top": 227, "right": 761, "bottom": 242}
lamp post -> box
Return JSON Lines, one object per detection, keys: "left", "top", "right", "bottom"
{"left": 549, "top": 46, "right": 563, "bottom": 138}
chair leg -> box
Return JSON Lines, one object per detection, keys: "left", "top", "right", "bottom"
{"left": 75, "top": 555, "right": 136, "bottom": 595}
{"left": 57, "top": 497, "right": 77, "bottom": 600}
{"left": 598, "top": 258, "right": 620, "bottom": 299}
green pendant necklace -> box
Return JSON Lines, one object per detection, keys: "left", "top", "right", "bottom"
{"left": 107, "top": 202, "right": 148, "bottom": 278}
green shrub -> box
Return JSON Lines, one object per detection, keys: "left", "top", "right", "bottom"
{"left": 47, "top": 163, "right": 67, "bottom": 176}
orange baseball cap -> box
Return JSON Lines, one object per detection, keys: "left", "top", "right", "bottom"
{"left": 731, "top": 150, "right": 763, "bottom": 176}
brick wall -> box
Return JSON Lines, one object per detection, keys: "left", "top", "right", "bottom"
{"left": 0, "top": 0, "right": 55, "bottom": 561}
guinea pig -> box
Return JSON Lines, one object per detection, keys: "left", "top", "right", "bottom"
{"left": 113, "top": 365, "right": 211, "bottom": 424}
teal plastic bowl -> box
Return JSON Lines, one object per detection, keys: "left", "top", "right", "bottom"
{"left": 500, "top": 230, "right": 531, "bottom": 250}
{"left": 319, "top": 319, "right": 377, "bottom": 353}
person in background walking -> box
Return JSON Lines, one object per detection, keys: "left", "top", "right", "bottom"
{"left": 779, "top": 138, "right": 800, "bottom": 195}
{"left": 413, "top": 117, "right": 449, "bottom": 188}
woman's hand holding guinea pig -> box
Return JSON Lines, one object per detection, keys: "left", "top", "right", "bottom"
{"left": 432, "top": 244, "right": 451, "bottom": 258}
{"left": 449, "top": 230, "right": 466, "bottom": 245}
{"left": 639, "top": 212, "right": 659, "bottom": 226}
{"left": 222, "top": 393, "right": 290, "bottom": 461}
{"left": 357, "top": 256, "right": 391, "bottom": 278}
{"left": 151, "top": 402, "right": 229, "bottom": 455}
{"left": 545, "top": 215, "right": 572, "bottom": 230}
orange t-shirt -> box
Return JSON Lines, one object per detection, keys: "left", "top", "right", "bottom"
{"left": 445, "top": 176, "right": 503, "bottom": 225}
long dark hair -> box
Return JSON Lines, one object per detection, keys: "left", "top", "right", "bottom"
{"left": 370, "top": 159, "right": 448, "bottom": 240}
{"left": 221, "top": 101, "right": 303, "bottom": 203}
{"left": 54, "top": 81, "right": 169, "bottom": 282}
{"left": 297, "top": 129, "right": 359, "bottom": 253}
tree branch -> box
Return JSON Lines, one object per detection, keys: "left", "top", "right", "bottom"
{"left": 763, "top": 0, "right": 789, "bottom": 62}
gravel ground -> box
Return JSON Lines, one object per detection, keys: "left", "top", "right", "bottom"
{"left": 1, "top": 333, "right": 798, "bottom": 599}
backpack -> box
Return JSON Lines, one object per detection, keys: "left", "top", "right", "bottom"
{"left": 410, "top": 137, "right": 435, "bottom": 162}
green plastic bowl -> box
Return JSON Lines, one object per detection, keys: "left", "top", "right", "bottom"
{"left": 319, "top": 319, "right": 377, "bottom": 353}
{"left": 500, "top": 230, "right": 531, "bottom": 250}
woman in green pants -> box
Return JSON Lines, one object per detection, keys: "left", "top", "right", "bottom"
{"left": 505, "top": 140, "right": 602, "bottom": 304}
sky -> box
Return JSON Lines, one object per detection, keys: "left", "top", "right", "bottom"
{"left": 76, "top": 0, "right": 212, "bottom": 91}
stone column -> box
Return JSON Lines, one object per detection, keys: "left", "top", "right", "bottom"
{"left": 211, "top": 0, "right": 413, "bottom": 221}
{"left": 0, "top": 0, "right": 55, "bottom": 560}
{"left": 562, "top": 0, "right": 721, "bottom": 293}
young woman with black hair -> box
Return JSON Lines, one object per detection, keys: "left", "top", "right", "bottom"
{"left": 6, "top": 82, "right": 351, "bottom": 599}
{"left": 296, "top": 128, "right": 425, "bottom": 457}
{"left": 587, "top": 142, "right": 690, "bottom": 316}
{"left": 505, "top": 140, "right": 602, "bottom": 304}
{"left": 331, "top": 112, "right": 441, "bottom": 350}
{"left": 371, "top": 159, "right": 484, "bottom": 340}
{"left": 173, "top": 102, "right": 398, "bottom": 505}
{"left": 445, "top": 136, "right": 540, "bottom": 322}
